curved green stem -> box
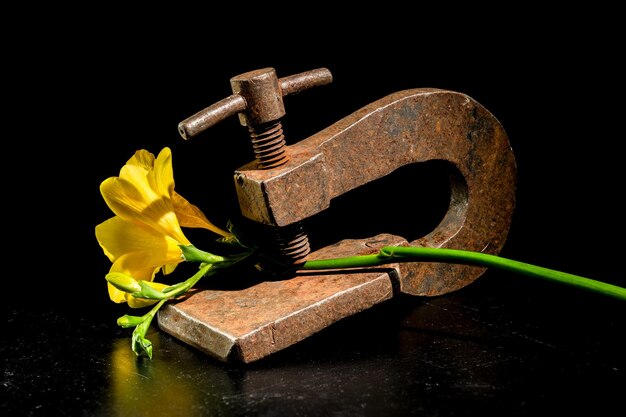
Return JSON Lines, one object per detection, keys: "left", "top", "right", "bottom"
{"left": 130, "top": 299, "right": 167, "bottom": 358}
{"left": 300, "top": 246, "right": 626, "bottom": 301}
{"left": 162, "top": 262, "right": 214, "bottom": 297}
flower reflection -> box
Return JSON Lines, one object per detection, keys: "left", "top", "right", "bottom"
{"left": 108, "top": 329, "right": 236, "bottom": 416}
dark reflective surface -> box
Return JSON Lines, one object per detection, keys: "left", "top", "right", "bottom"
{"left": 4, "top": 271, "right": 624, "bottom": 417}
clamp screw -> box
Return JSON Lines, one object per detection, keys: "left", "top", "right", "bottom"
{"left": 178, "top": 67, "right": 333, "bottom": 263}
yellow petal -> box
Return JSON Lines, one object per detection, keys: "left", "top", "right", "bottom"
{"left": 124, "top": 148, "right": 173, "bottom": 199}
{"left": 118, "top": 164, "right": 160, "bottom": 203}
{"left": 96, "top": 217, "right": 184, "bottom": 266}
{"left": 172, "top": 190, "right": 230, "bottom": 237}
{"left": 127, "top": 148, "right": 156, "bottom": 171}
{"left": 153, "top": 147, "right": 175, "bottom": 199}
{"left": 100, "top": 176, "right": 144, "bottom": 221}
{"left": 125, "top": 297, "right": 159, "bottom": 308}
{"left": 162, "top": 262, "right": 179, "bottom": 275}
{"left": 108, "top": 283, "right": 127, "bottom": 304}
{"left": 107, "top": 253, "right": 178, "bottom": 306}
{"left": 110, "top": 252, "right": 159, "bottom": 282}
{"left": 100, "top": 176, "right": 189, "bottom": 245}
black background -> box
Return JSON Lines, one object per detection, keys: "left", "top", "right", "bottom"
{"left": 4, "top": 8, "right": 625, "bottom": 417}
{"left": 72, "top": 17, "right": 623, "bottom": 310}
{"left": 5, "top": 11, "right": 619, "bottom": 309}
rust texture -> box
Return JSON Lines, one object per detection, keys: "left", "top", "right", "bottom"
{"left": 158, "top": 234, "right": 405, "bottom": 363}
{"left": 177, "top": 95, "right": 246, "bottom": 140}
{"left": 235, "top": 88, "right": 516, "bottom": 295}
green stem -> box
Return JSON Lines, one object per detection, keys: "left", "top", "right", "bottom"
{"left": 300, "top": 246, "right": 626, "bottom": 301}
{"left": 144, "top": 299, "right": 167, "bottom": 321}
{"left": 162, "top": 262, "right": 214, "bottom": 298}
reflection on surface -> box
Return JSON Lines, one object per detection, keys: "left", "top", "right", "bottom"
{"left": 103, "top": 298, "right": 425, "bottom": 416}
{"left": 103, "top": 292, "right": 505, "bottom": 416}
{"left": 108, "top": 329, "right": 236, "bottom": 417}
{"left": 93, "top": 277, "right": 626, "bottom": 416}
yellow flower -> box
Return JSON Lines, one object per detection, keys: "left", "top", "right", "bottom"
{"left": 96, "top": 147, "right": 229, "bottom": 308}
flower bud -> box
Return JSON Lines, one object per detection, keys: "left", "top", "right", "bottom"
{"left": 106, "top": 272, "right": 142, "bottom": 293}
{"left": 117, "top": 314, "right": 145, "bottom": 328}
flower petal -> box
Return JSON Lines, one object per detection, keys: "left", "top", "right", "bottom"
{"left": 126, "top": 148, "right": 156, "bottom": 171}
{"left": 96, "top": 217, "right": 184, "bottom": 266}
{"left": 172, "top": 190, "right": 230, "bottom": 237}
{"left": 100, "top": 175, "right": 189, "bottom": 245}
{"left": 118, "top": 164, "right": 160, "bottom": 203}
{"left": 153, "top": 147, "right": 175, "bottom": 200}
{"left": 107, "top": 252, "right": 179, "bottom": 306}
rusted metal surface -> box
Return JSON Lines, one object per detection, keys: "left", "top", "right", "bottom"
{"left": 164, "top": 82, "right": 517, "bottom": 363}
{"left": 177, "top": 95, "right": 246, "bottom": 140}
{"left": 235, "top": 88, "right": 516, "bottom": 295}
{"left": 158, "top": 234, "right": 405, "bottom": 363}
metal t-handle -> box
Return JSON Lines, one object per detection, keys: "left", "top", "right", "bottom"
{"left": 178, "top": 67, "right": 333, "bottom": 139}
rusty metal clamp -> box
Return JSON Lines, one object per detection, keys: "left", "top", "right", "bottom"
{"left": 159, "top": 67, "right": 517, "bottom": 362}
